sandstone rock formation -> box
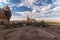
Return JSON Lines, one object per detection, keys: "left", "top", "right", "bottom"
{"left": 26, "top": 17, "right": 36, "bottom": 23}
{"left": 0, "top": 6, "right": 11, "bottom": 22}
{"left": 0, "top": 9, "right": 6, "bottom": 19}
{"left": 3, "top": 6, "right": 12, "bottom": 21}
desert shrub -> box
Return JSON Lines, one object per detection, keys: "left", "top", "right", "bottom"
{"left": 2, "top": 22, "right": 24, "bottom": 29}
{"left": 33, "top": 22, "right": 41, "bottom": 27}
{"left": 25, "top": 22, "right": 33, "bottom": 26}
{"left": 2, "top": 22, "right": 15, "bottom": 29}
{"left": 33, "top": 20, "right": 49, "bottom": 27}
{"left": 11, "top": 23, "right": 17, "bottom": 28}
{"left": 40, "top": 20, "right": 46, "bottom": 27}
{"left": 15, "top": 22, "right": 23, "bottom": 27}
{"left": 4, "top": 24, "right": 12, "bottom": 29}
{"left": 0, "top": 21, "right": 5, "bottom": 25}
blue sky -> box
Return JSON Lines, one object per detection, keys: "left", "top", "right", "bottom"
{"left": 0, "top": 0, "right": 60, "bottom": 21}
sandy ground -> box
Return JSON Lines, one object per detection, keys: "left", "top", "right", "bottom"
{"left": 0, "top": 26, "right": 60, "bottom": 40}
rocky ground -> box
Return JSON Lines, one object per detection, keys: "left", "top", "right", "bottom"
{"left": 0, "top": 26, "right": 60, "bottom": 40}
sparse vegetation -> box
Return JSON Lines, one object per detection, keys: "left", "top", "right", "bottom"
{"left": 1, "top": 20, "right": 60, "bottom": 30}
{"left": 25, "top": 22, "right": 33, "bottom": 26}
{"left": 15, "top": 22, "right": 23, "bottom": 26}
{"left": 33, "top": 20, "right": 50, "bottom": 27}
{"left": 47, "top": 22, "right": 60, "bottom": 26}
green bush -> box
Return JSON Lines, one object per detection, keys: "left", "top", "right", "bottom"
{"left": 33, "top": 22, "right": 41, "bottom": 27}
{"left": 40, "top": 20, "right": 46, "bottom": 27}
{"left": 4, "top": 24, "right": 12, "bottom": 29}
{"left": 1, "top": 22, "right": 24, "bottom": 29}
{"left": 15, "top": 22, "right": 23, "bottom": 27}
{"left": 3, "top": 23, "right": 16, "bottom": 29}
{"left": 33, "top": 20, "right": 49, "bottom": 27}
{"left": 25, "top": 22, "right": 33, "bottom": 26}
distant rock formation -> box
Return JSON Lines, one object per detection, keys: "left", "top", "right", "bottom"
{"left": 0, "top": 6, "right": 11, "bottom": 22}
{"left": 26, "top": 17, "right": 36, "bottom": 23}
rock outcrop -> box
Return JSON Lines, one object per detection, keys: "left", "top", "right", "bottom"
{"left": 3, "top": 6, "right": 11, "bottom": 21}
{"left": 0, "top": 6, "right": 11, "bottom": 22}
{"left": 0, "top": 26, "right": 60, "bottom": 40}
{"left": 26, "top": 17, "right": 36, "bottom": 23}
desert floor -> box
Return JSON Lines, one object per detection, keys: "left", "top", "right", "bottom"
{"left": 0, "top": 26, "right": 60, "bottom": 40}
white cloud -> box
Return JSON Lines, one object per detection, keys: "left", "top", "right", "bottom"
{"left": 52, "top": 6, "right": 60, "bottom": 13}
{"left": 0, "top": 0, "right": 8, "bottom": 4}
{"left": 9, "top": 0, "right": 60, "bottom": 20}
{"left": 0, "top": 0, "right": 10, "bottom": 8}
{"left": 41, "top": 4, "right": 51, "bottom": 11}
{"left": 10, "top": 16, "right": 26, "bottom": 21}
{"left": 16, "top": 0, "right": 52, "bottom": 14}
{"left": 15, "top": 11, "right": 32, "bottom": 17}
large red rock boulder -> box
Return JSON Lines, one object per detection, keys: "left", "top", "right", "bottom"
{"left": 0, "top": 6, "right": 12, "bottom": 22}
{"left": 3, "top": 6, "right": 12, "bottom": 21}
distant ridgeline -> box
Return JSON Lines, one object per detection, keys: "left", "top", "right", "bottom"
{"left": 0, "top": 6, "right": 11, "bottom": 22}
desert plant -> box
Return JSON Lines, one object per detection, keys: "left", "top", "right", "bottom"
{"left": 25, "top": 22, "right": 33, "bottom": 26}
{"left": 5, "top": 24, "right": 12, "bottom": 29}
{"left": 33, "top": 20, "right": 49, "bottom": 27}
{"left": 15, "top": 22, "right": 23, "bottom": 27}
{"left": 0, "top": 21, "right": 5, "bottom": 25}
{"left": 33, "top": 22, "right": 41, "bottom": 27}
{"left": 40, "top": 20, "right": 46, "bottom": 27}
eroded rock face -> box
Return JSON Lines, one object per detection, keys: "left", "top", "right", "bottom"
{"left": 0, "top": 9, "right": 9, "bottom": 23}
{"left": 0, "top": 9, "right": 6, "bottom": 19}
{"left": 3, "top": 6, "right": 11, "bottom": 21}
{"left": 0, "top": 6, "right": 11, "bottom": 22}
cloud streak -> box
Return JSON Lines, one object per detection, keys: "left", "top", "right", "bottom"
{"left": 0, "top": 0, "right": 60, "bottom": 20}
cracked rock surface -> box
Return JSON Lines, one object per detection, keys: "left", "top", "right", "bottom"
{"left": 0, "top": 26, "right": 60, "bottom": 40}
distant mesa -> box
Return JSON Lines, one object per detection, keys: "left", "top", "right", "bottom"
{"left": 0, "top": 6, "right": 12, "bottom": 22}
